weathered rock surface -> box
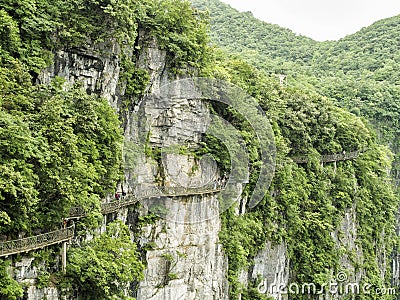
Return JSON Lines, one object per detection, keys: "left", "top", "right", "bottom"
{"left": 252, "top": 242, "right": 289, "bottom": 300}
{"left": 38, "top": 40, "right": 121, "bottom": 109}
{"left": 39, "top": 33, "right": 230, "bottom": 300}
{"left": 125, "top": 35, "right": 229, "bottom": 299}
{"left": 13, "top": 257, "right": 60, "bottom": 300}
{"left": 135, "top": 194, "right": 228, "bottom": 300}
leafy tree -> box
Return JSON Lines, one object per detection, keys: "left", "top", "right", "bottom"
{"left": 0, "top": 110, "right": 38, "bottom": 233}
{"left": 0, "top": 64, "right": 123, "bottom": 234}
{"left": 0, "top": 259, "right": 23, "bottom": 299}
{"left": 66, "top": 220, "right": 144, "bottom": 299}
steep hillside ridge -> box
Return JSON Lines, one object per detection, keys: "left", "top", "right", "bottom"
{"left": 191, "top": 0, "right": 317, "bottom": 73}
{"left": 192, "top": 0, "right": 400, "bottom": 78}
{"left": 314, "top": 14, "right": 400, "bottom": 78}
{"left": 192, "top": 0, "right": 400, "bottom": 179}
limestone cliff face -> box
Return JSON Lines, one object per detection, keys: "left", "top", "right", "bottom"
{"left": 12, "top": 257, "right": 59, "bottom": 300}
{"left": 38, "top": 40, "right": 121, "bottom": 109}
{"left": 124, "top": 35, "right": 229, "bottom": 300}
{"left": 37, "top": 34, "right": 229, "bottom": 300}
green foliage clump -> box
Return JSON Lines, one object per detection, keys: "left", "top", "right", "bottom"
{"left": 0, "top": 9, "right": 21, "bottom": 60}
{"left": 144, "top": 0, "right": 211, "bottom": 72}
{"left": 0, "top": 0, "right": 150, "bottom": 72}
{"left": 0, "top": 0, "right": 210, "bottom": 77}
{"left": 0, "top": 63, "right": 123, "bottom": 235}
{"left": 219, "top": 209, "right": 266, "bottom": 298}
{"left": 0, "top": 259, "right": 23, "bottom": 299}
{"left": 201, "top": 48, "right": 398, "bottom": 298}
{"left": 119, "top": 55, "right": 150, "bottom": 108}
{"left": 66, "top": 220, "right": 144, "bottom": 299}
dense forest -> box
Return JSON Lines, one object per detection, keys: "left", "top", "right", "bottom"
{"left": 192, "top": 0, "right": 400, "bottom": 180}
{"left": 0, "top": 0, "right": 399, "bottom": 299}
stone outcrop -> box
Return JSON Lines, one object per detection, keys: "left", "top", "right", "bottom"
{"left": 13, "top": 257, "right": 59, "bottom": 300}
{"left": 135, "top": 196, "right": 228, "bottom": 300}
{"left": 252, "top": 242, "right": 289, "bottom": 300}
{"left": 331, "top": 205, "right": 365, "bottom": 286}
{"left": 125, "top": 36, "right": 229, "bottom": 299}
{"left": 38, "top": 40, "right": 121, "bottom": 109}
{"left": 36, "top": 32, "right": 230, "bottom": 300}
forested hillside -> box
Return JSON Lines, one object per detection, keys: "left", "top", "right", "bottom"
{"left": 193, "top": 0, "right": 400, "bottom": 298}
{"left": 191, "top": 0, "right": 400, "bottom": 180}
{"left": 201, "top": 47, "right": 397, "bottom": 300}
{"left": 191, "top": 0, "right": 316, "bottom": 75}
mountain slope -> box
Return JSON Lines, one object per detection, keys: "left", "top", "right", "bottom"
{"left": 193, "top": 0, "right": 400, "bottom": 78}
{"left": 314, "top": 15, "right": 400, "bottom": 79}
{"left": 192, "top": 0, "right": 400, "bottom": 178}
{"left": 191, "top": 0, "right": 317, "bottom": 73}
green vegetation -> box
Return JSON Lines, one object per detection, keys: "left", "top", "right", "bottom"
{"left": 0, "top": 0, "right": 210, "bottom": 297}
{"left": 143, "top": 0, "right": 211, "bottom": 72}
{"left": 65, "top": 221, "right": 144, "bottom": 299}
{"left": 0, "top": 259, "right": 23, "bottom": 299}
{"left": 212, "top": 56, "right": 396, "bottom": 299}
{"left": 191, "top": 0, "right": 316, "bottom": 70}
{"left": 191, "top": 6, "right": 400, "bottom": 297}
{"left": 192, "top": 0, "right": 400, "bottom": 179}
{"left": 120, "top": 55, "right": 150, "bottom": 109}
{"left": 0, "top": 0, "right": 210, "bottom": 234}
{"left": 0, "top": 65, "right": 123, "bottom": 235}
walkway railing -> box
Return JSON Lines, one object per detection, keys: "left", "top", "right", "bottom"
{"left": 67, "top": 196, "right": 138, "bottom": 218}
{"left": 0, "top": 226, "right": 74, "bottom": 257}
{"left": 136, "top": 186, "right": 222, "bottom": 198}
{"left": 100, "top": 196, "right": 138, "bottom": 215}
{"left": 291, "top": 150, "right": 361, "bottom": 164}
{"left": 0, "top": 186, "right": 223, "bottom": 256}
{"left": 68, "top": 186, "right": 222, "bottom": 218}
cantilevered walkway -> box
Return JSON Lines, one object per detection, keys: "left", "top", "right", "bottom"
{"left": 0, "top": 186, "right": 222, "bottom": 257}
{"left": 0, "top": 149, "right": 362, "bottom": 258}
{"left": 0, "top": 226, "right": 75, "bottom": 257}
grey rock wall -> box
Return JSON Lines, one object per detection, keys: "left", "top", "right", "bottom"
{"left": 13, "top": 257, "right": 60, "bottom": 300}
{"left": 37, "top": 33, "right": 230, "bottom": 300}
{"left": 252, "top": 242, "right": 289, "bottom": 300}
{"left": 392, "top": 211, "right": 400, "bottom": 286}
{"left": 136, "top": 195, "right": 228, "bottom": 300}
{"left": 126, "top": 38, "right": 229, "bottom": 299}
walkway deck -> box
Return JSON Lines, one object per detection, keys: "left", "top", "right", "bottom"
{"left": 68, "top": 186, "right": 222, "bottom": 218}
{"left": 0, "top": 186, "right": 222, "bottom": 257}
{"left": 0, "top": 226, "right": 74, "bottom": 257}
